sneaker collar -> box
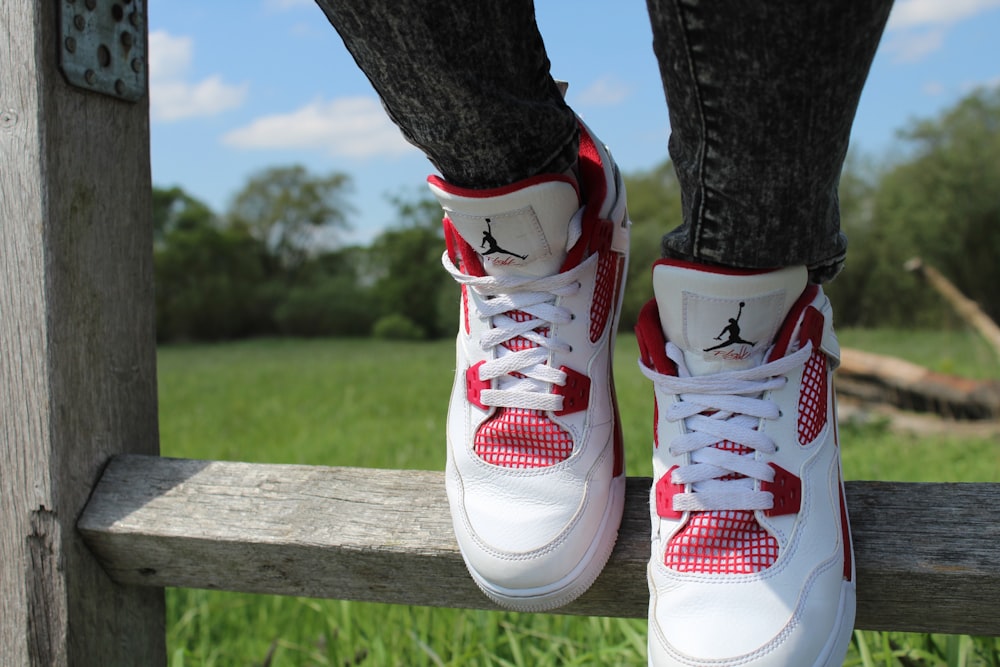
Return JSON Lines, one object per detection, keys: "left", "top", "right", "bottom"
{"left": 651, "top": 259, "right": 808, "bottom": 376}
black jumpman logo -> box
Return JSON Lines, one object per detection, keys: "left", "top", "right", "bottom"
{"left": 703, "top": 301, "right": 756, "bottom": 351}
{"left": 481, "top": 218, "right": 527, "bottom": 260}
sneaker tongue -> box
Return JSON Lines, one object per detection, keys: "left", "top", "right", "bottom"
{"left": 652, "top": 261, "right": 808, "bottom": 376}
{"left": 428, "top": 176, "right": 580, "bottom": 278}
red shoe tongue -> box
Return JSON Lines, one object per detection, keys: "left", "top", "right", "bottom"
{"left": 651, "top": 261, "right": 808, "bottom": 376}
{"left": 428, "top": 175, "right": 580, "bottom": 278}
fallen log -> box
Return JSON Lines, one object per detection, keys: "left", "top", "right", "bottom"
{"left": 837, "top": 347, "right": 1000, "bottom": 420}
{"left": 905, "top": 257, "right": 1000, "bottom": 361}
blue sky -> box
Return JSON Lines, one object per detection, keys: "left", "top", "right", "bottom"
{"left": 149, "top": 0, "right": 1000, "bottom": 245}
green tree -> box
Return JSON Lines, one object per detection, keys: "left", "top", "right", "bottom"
{"left": 883, "top": 85, "right": 1000, "bottom": 323}
{"left": 620, "top": 160, "right": 683, "bottom": 331}
{"left": 228, "top": 165, "right": 353, "bottom": 272}
{"left": 152, "top": 185, "right": 217, "bottom": 246}
{"left": 153, "top": 185, "right": 274, "bottom": 341}
{"left": 824, "top": 152, "right": 896, "bottom": 326}
{"left": 367, "top": 190, "right": 455, "bottom": 339}
{"left": 272, "top": 245, "right": 377, "bottom": 337}
{"left": 829, "top": 85, "right": 1000, "bottom": 327}
{"left": 155, "top": 224, "right": 271, "bottom": 341}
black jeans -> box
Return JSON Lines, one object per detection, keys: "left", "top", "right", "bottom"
{"left": 315, "top": 0, "right": 893, "bottom": 282}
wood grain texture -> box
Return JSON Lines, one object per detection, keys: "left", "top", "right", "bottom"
{"left": 80, "top": 455, "right": 1000, "bottom": 635}
{"left": 1, "top": 4, "right": 163, "bottom": 665}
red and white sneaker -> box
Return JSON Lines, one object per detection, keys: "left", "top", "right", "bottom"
{"left": 430, "top": 121, "right": 630, "bottom": 611}
{"left": 636, "top": 259, "right": 854, "bottom": 667}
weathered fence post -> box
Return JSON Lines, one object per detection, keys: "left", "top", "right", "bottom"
{"left": 1, "top": 2, "right": 164, "bottom": 665}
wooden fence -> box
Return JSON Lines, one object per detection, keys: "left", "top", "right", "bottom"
{"left": 2, "top": 4, "right": 998, "bottom": 665}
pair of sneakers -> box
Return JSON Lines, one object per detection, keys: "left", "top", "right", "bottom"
{"left": 430, "top": 120, "right": 855, "bottom": 667}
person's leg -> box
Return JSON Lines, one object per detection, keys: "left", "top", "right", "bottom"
{"left": 648, "top": 0, "right": 893, "bottom": 283}
{"left": 315, "top": 1, "right": 630, "bottom": 612}
{"left": 638, "top": 2, "right": 892, "bottom": 666}
{"left": 314, "top": 0, "right": 578, "bottom": 188}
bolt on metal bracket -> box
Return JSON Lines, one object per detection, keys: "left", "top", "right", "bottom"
{"left": 59, "top": 0, "right": 146, "bottom": 102}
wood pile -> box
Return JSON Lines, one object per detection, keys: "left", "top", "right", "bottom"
{"left": 836, "top": 348, "right": 1000, "bottom": 420}
{"left": 834, "top": 259, "right": 1000, "bottom": 422}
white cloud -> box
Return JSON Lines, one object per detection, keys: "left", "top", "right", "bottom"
{"left": 574, "top": 76, "right": 632, "bottom": 107}
{"left": 153, "top": 77, "right": 250, "bottom": 122}
{"left": 885, "top": 28, "right": 946, "bottom": 63}
{"left": 148, "top": 30, "right": 248, "bottom": 122}
{"left": 148, "top": 31, "right": 192, "bottom": 81}
{"left": 221, "top": 97, "right": 418, "bottom": 159}
{"left": 922, "top": 80, "right": 946, "bottom": 96}
{"left": 885, "top": 0, "right": 1000, "bottom": 62}
{"left": 888, "top": 0, "right": 1000, "bottom": 30}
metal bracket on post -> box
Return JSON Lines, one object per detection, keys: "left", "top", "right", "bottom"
{"left": 59, "top": 0, "right": 146, "bottom": 102}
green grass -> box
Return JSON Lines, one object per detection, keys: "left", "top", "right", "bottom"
{"left": 158, "top": 332, "right": 1000, "bottom": 666}
{"left": 159, "top": 338, "right": 455, "bottom": 469}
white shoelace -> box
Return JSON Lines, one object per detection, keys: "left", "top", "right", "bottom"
{"left": 442, "top": 251, "right": 596, "bottom": 413}
{"left": 640, "top": 340, "right": 814, "bottom": 513}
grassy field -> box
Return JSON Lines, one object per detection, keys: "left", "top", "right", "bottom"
{"left": 158, "top": 331, "right": 1000, "bottom": 666}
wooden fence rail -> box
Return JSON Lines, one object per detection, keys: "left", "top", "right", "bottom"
{"left": 79, "top": 455, "right": 1000, "bottom": 636}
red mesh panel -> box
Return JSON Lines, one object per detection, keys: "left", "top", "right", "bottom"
{"left": 664, "top": 439, "right": 779, "bottom": 573}
{"left": 475, "top": 408, "right": 574, "bottom": 468}
{"left": 501, "top": 311, "right": 548, "bottom": 352}
{"left": 589, "top": 251, "right": 619, "bottom": 342}
{"left": 664, "top": 510, "right": 779, "bottom": 574}
{"left": 797, "top": 349, "right": 828, "bottom": 445}
{"left": 716, "top": 439, "right": 750, "bottom": 471}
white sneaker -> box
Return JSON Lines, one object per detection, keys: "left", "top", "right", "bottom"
{"left": 430, "top": 120, "right": 630, "bottom": 611}
{"left": 637, "top": 259, "right": 854, "bottom": 666}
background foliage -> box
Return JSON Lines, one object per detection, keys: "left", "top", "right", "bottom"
{"left": 153, "top": 85, "right": 1000, "bottom": 342}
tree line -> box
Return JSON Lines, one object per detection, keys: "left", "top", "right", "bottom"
{"left": 154, "top": 86, "right": 1000, "bottom": 343}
